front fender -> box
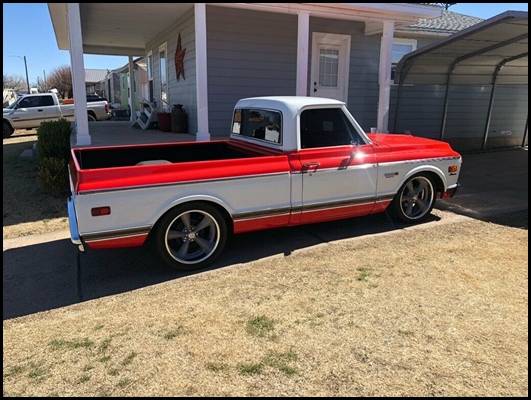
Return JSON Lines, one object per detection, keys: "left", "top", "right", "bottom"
{"left": 398, "top": 164, "right": 448, "bottom": 191}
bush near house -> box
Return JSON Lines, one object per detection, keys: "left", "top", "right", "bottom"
{"left": 36, "top": 119, "right": 71, "bottom": 196}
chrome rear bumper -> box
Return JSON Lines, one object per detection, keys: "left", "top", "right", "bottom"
{"left": 67, "top": 196, "right": 85, "bottom": 252}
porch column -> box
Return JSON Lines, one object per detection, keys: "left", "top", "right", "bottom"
{"left": 195, "top": 3, "right": 210, "bottom": 140}
{"left": 296, "top": 11, "right": 310, "bottom": 96}
{"left": 67, "top": 3, "right": 90, "bottom": 145}
{"left": 128, "top": 56, "right": 135, "bottom": 122}
{"left": 376, "top": 20, "right": 394, "bottom": 133}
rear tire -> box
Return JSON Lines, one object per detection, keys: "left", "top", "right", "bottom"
{"left": 388, "top": 174, "right": 436, "bottom": 224}
{"left": 87, "top": 113, "right": 96, "bottom": 122}
{"left": 152, "top": 202, "right": 228, "bottom": 271}
{"left": 3, "top": 121, "right": 14, "bottom": 138}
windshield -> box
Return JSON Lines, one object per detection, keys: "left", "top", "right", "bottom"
{"left": 5, "top": 100, "right": 18, "bottom": 109}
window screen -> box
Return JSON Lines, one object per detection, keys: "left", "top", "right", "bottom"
{"left": 232, "top": 109, "right": 282, "bottom": 145}
{"left": 300, "top": 108, "right": 363, "bottom": 149}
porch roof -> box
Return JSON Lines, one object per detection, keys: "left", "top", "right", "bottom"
{"left": 48, "top": 3, "right": 442, "bottom": 56}
{"left": 394, "top": 11, "right": 528, "bottom": 85}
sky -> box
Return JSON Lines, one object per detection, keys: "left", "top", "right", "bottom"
{"left": 3, "top": 2, "right": 529, "bottom": 85}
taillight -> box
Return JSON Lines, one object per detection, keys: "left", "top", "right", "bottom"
{"left": 91, "top": 206, "right": 111, "bottom": 216}
{"left": 105, "top": 103, "right": 109, "bottom": 113}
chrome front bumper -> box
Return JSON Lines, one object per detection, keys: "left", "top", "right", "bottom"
{"left": 67, "top": 196, "right": 85, "bottom": 252}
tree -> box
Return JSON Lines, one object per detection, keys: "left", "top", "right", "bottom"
{"left": 3, "top": 74, "right": 26, "bottom": 92}
{"left": 35, "top": 76, "right": 50, "bottom": 93}
{"left": 46, "top": 65, "right": 73, "bottom": 99}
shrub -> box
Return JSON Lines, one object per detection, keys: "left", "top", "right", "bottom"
{"left": 36, "top": 118, "right": 71, "bottom": 161}
{"left": 38, "top": 157, "right": 69, "bottom": 196}
{"left": 36, "top": 119, "right": 72, "bottom": 196}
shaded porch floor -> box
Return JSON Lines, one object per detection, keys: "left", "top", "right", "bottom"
{"left": 71, "top": 121, "right": 199, "bottom": 147}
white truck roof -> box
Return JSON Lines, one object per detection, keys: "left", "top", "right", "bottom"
{"left": 232, "top": 96, "right": 367, "bottom": 152}
{"left": 236, "top": 96, "right": 345, "bottom": 117}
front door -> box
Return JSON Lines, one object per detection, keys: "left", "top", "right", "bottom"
{"left": 295, "top": 107, "right": 378, "bottom": 225}
{"left": 310, "top": 32, "right": 351, "bottom": 103}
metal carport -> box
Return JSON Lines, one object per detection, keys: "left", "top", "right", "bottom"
{"left": 393, "top": 11, "right": 528, "bottom": 151}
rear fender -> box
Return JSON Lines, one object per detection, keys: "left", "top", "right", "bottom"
{"left": 153, "top": 194, "right": 235, "bottom": 226}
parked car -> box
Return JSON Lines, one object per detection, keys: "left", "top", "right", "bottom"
{"left": 67, "top": 96, "right": 461, "bottom": 270}
{"left": 3, "top": 92, "right": 111, "bottom": 137}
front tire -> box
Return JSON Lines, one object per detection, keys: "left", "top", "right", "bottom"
{"left": 3, "top": 121, "right": 14, "bottom": 138}
{"left": 152, "top": 203, "right": 228, "bottom": 271}
{"left": 388, "top": 174, "right": 436, "bottom": 224}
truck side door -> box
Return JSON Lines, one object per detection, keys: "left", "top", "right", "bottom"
{"left": 294, "top": 107, "right": 378, "bottom": 224}
{"left": 11, "top": 95, "right": 58, "bottom": 128}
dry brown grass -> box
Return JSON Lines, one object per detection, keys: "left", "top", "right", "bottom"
{"left": 3, "top": 131, "right": 68, "bottom": 239}
{"left": 3, "top": 218, "right": 528, "bottom": 396}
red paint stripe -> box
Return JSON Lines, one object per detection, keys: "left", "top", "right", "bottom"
{"left": 85, "top": 233, "right": 148, "bottom": 249}
{"left": 233, "top": 200, "right": 393, "bottom": 234}
{"left": 233, "top": 214, "right": 290, "bottom": 234}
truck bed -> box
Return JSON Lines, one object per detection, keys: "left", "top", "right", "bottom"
{"left": 70, "top": 139, "right": 289, "bottom": 194}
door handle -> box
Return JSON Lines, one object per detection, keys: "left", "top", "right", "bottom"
{"left": 37, "top": 109, "right": 43, "bottom": 112}
{"left": 302, "top": 161, "right": 320, "bottom": 170}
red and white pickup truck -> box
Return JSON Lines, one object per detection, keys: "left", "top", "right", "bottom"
{"left": 68, "top": 97, "right": 461, "bottom": 270}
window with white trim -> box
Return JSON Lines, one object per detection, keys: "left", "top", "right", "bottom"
{"left": 391, "top": 38, "right": 417, "bottom": 81}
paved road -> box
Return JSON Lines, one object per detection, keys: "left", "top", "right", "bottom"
{"left": 3, "top": 148, "right": 528, "bottom": 320}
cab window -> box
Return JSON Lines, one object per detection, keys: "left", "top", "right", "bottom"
{"left": 232, "top": 108, "right": 282, "bottom": 145}
{"left": 300, "top": 108, "right": 363, "bottom": 149}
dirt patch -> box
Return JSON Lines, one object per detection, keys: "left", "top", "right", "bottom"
{"left": 3, "top": 218, "right": 527, "bottom": 396}
{"left": 3, "top": 132, "right": 68, "bottom": 239}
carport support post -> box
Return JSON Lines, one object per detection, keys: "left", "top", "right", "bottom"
{"left": 195, "top": 3, "right": 210, "bottom": 141}
{"left": 377, "top": 20, "right": 394, "bottom": 133}
{"left": 67, "top": 3, "right": 90, "bottom": 145}
{"left": 522, "top": 116, "right": 528, "bottom": 147}
{"left": 481, "top": 65, "right": 501, "bottom": 151}
{"left": 439, "top": 63, "right": 455, "bottom": 140}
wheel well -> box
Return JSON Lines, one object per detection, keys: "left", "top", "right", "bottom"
{"left": 87, "top": 110, "right": 96, "bottom": 118}
{"left": 3, "top": 119, "right": 13, "bottom": 130}
{"left": 147, "top": 200, "right": 234, "bottom": 243}
{"left": 416, "top": 171, "right": 445, "bottom": 195}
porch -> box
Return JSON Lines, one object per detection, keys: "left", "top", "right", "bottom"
{"left": 71, "top": 121, "right": 197, "bottom": 148}
{"left": 48, "top": 3, "right": 442, "bottom": 146}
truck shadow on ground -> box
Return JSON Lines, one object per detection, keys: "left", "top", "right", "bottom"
{"left": 3, "top": 212, "right": 439, "bottom": 320}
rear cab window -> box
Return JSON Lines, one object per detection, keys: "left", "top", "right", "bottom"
{"left": 299, "top": 107, "right": 365, "bottom": 149}
{"left": 232, "top": 108, "right": 282, "bottom": 146}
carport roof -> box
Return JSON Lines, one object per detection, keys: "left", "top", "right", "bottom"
{"left": 395, "top": 11, "right": 528, "bottom": 85}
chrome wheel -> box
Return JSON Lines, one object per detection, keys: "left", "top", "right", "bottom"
{"left": 164, "top": 209, "right": 220, "bottom": 265}
{"left": 399, "top": 176, "right": 434, "bottom": 220}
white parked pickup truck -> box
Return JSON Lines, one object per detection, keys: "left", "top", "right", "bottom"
{"left": 3, "top": 92, "right": 111, "bottom": 137}
{"left": 68, "top": 96, "right": 461, "bottom": 271}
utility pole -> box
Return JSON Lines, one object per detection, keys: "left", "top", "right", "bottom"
{"left": 23, "top": 56, "right": 30, "bottom": 93}
{"left": 43, "top": 69, "right": 47, "bottom": 90}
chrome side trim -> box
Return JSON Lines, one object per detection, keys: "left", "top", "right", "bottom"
{"left": 233, "top": 194, "right": 395, "bottom": 221}
{"left": 378, "top": 156, "right": 461, "bottom": 166}
{"left": 83, "top": 225, "right": 152, "bottom": 241}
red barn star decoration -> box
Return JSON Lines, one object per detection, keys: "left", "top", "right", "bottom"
{"left": 175, "top": 33, "right": 186, "bottom": 81}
